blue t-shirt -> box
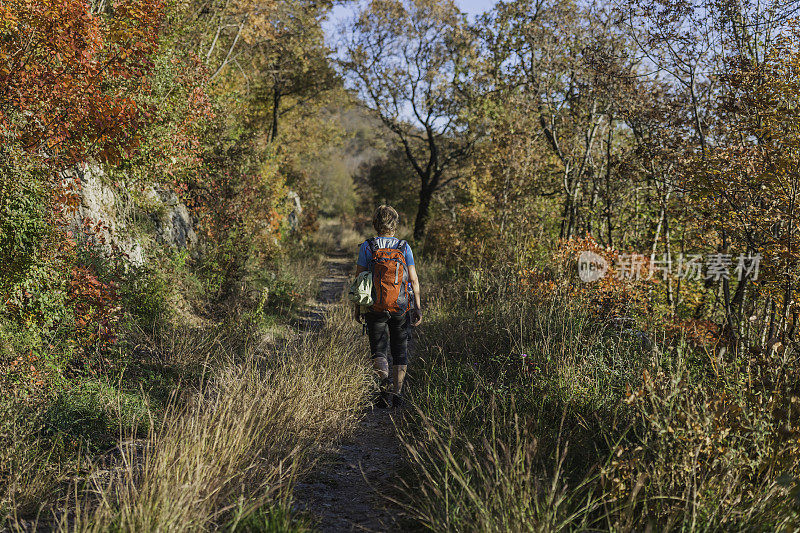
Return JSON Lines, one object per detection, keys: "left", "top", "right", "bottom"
{"left": 357, "top": 237, "right": 415, "bottom": 268}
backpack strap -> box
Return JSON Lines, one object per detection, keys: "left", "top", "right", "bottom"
{"left": 396, "top": 240, "right": 409, "bottom": 266}
{"left": 366, "top": 238, "right": 377, "bottom": 270}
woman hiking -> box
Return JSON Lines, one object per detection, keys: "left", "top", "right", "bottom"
{"left": 354, "top": 205, "right": 422, "bottom": 408}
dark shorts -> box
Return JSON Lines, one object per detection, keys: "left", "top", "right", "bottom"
{"left": 365, "top": 311, "right": 409, "bottom": 366}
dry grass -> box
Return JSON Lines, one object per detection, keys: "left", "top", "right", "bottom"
{"left": 0, "top": 406, "right": 70, "bottom": 522}
{"left": 62, "top": 304, "right": 371, "bottom": 532}
{"left": 397, "top": 406, "right": 604, "bottom": 533}
{"left": 126, "top": 319, "right": 228, "bottom": 368}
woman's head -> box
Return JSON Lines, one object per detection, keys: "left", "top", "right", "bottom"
{"left": 372, "top": 205, "right": 399, "bottom": 236}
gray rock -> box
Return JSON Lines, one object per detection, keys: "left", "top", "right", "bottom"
{"left": 151, "top": 190, "right": 197, "bottom": 249}
{"left": 64, "top": 164, "right": 197, "bottom": 266}
{"left": 287, "top": 190, "right": 303, "bottom": 232}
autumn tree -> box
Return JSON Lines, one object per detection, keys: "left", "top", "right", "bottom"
{"left": 162, "top": 0, "right": 348, "bottom": 296}
{"left": 476, "top": 0, "right": 639, "bottom": 240}
{"left": 614, "top": 0, "right": 798, "bottom": 337}
{"left": 0, "top": 0, "right": 168, "bottom": 284}
{"left": 0, "top": 0, "right": 164, "bottom": 170}
{"left": 686, "top": 22, "right": 800, "bottom": 345}
{"left": 0, "top": 0, "right": 209, "bottom": 353}
{"left": 341, "top": 0, "right": 480, "bottom": 240}
{"left": 184, "top": 0, "right": 340, "bottom": 141}
{"left": 249, "top": 2, "right": 340, "bottom": 143}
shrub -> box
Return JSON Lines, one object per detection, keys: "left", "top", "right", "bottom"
{"left": 0, "top": 395, "right": 71, "bottom": 520}
{"left": 68, "top": 266, "right": 122, "bottom": 361}
{"left": 0, "top": 176, "right": 50, "bottom": 281}
{"left": 603, "top": 346, "right": 800, "bottom": 530}
{"left": 119, "top": 264, "right": 172, "bottom": 329}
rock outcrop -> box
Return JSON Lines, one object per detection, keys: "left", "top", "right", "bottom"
{"left": 66, "top": 165, "right": 197, "bottom": 265}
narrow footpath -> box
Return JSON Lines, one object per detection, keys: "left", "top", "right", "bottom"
{"left": 292, "top": 252, "right": 406, "bottom": 532}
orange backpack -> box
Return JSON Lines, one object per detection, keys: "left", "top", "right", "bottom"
{"left": 367, "top": 238, "right": 410, "bottom": 314}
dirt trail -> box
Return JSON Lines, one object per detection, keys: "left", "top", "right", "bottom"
{"left": 292, "top": 252, "right": 405, "bottom": 532}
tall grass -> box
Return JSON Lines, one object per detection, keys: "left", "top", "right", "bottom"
{"left": 316, "top": 217, "right": 366, "bottom": 252}
{"left": 397, "top": 405, "right": 606, "bottom": 532}
{"left": 0, "top": 400, "right": 73, "bottom": 521}
{"left": 396, "top": 278, "right": 639, "bottom": 531}
{"left": 396, "top": 261, "right": 800, "bottom": 531}
{"left": 66, "top": 303, "right": 370, "bottom": 532}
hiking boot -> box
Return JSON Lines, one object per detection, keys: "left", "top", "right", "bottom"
{"left": 390, "top": 393, "right": 405, "bottom": 409}
{"left": 374, "top": 392, "right": 391, "bottom": 409}
{"left": 373, "top": 378, "right": 392, "bottom": 409}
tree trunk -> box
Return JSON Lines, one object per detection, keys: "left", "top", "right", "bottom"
{"left": 665, "top": 217, "right": 675, "bottom": 313}
{"left": 605, "top": 123, "right": 614, "bottom": 248}
{"left": 270, "top": 87, "right": 281, "bottom": 143}
{"left": 587, "top": 180, "right": 598, "bottom": 237}
{"left": 414, "top": 184, "right": 434, "bottom": 241}
{"left": 560, "top": 194, "right": 572, "bottom": 239}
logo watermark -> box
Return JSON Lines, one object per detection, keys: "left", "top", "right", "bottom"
{"left": 578, "top": 251, "right": 608, "bottom": 282}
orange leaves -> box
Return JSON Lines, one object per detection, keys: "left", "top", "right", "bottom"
{"left": 55, "top": 179, "right": 83, "bottom": 217}
{"left": 543, "top": 236, "right": 654, "bottom": 320}
{"left": 3, "top": 352, "right": 48, "bottom": 393}
{"left": 0, "top": 0, "right": 165, "bottom": 169}
{"left": 105, "top": 0, "right": 165, "bottom": 76}
{"left": 662, "top": 318, "right": 725, "bottom": 351}
{"left": 266, "top": 207, "right": 284, "bottom": 234}
{"left": 67, "top": 265, "right": 122, "bottom": 354}
{"left": 684, "top": 24, "right": 800, "bottom": 315}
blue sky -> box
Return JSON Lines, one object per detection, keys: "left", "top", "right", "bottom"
{"left": 456, "top": 0, "right": 499, "bottom": 17}
{"left": 324, "top": 0, "right": 499, "bottom": 42}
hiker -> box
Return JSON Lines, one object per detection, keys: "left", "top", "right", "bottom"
{"left": 354, "top": 205, "right": 422, "bottom": 408}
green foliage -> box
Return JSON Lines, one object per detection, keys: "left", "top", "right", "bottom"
{"left": 262, "top": 272, "right": 304, "bottom": 312}
{"left": 3, "top": 262, "right": 69, "bottom": 332}
{"left": 40, "top": 379, "right": 151, "bottom": 453}
{"left": 0, "top": 177, "right": 50, "bottom": 279}
{"left": 0, "top": 394, "right": 71, "bottom": 518}
{"left": 0, "top": 154, "right": 71, "bottom": 333}
{"left": 120, "top": 264, "right": 173, "bottom": 329}
{"left": 362, "top": 147, "right": 419, "bottom": 222}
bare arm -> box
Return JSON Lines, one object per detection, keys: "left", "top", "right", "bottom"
{"left": 408, "top": 265, "right": 422, "bottom": 326}
{"left": 408, "top": 265, "right": 421, "bottom": 310}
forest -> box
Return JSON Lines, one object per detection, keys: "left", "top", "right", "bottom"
{"left": 2, "top": 0, "right": 800, "bottom": 530}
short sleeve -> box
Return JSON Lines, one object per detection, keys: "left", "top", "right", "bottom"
{"left": 404, "top": 243, "right": 415, "bottom": 266}
{"left": 357, "top": 241, "right": 370, "bottom": 267}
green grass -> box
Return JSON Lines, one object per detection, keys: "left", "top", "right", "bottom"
{"left": 228, "top": 502, "right": 313, "bottom": 533}
{"left": 40, "top": 379, "right": 152, "bottom": 453}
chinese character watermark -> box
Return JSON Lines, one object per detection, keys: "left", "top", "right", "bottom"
{"left": 577, "top": 252, "right": 762, "bottom": 283}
